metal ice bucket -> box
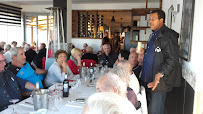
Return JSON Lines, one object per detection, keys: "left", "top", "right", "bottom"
{"left": 31, "top": 89, "right": 50, "bottom": 111}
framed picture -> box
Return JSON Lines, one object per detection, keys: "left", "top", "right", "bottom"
{"left": 179, "top": 0, "right": 195, "bottom": 61}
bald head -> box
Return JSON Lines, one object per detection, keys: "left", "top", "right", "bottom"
{"left": 117, "top": 60, "right": 133, "bottom": 74}
{"left": 96, "top": 72, "right": 127, "bottom": 97}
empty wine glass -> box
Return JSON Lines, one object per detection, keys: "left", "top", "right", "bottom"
{"left": 99, "top": 60, "right": 104, "bottom": 65}
{"left": 9, "top": 99, "right": 19, "bottom": 114}
{"left": 51, "top": 94, "right": 60, "bottom": 111}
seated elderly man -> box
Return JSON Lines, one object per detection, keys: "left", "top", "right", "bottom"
{"left": 130, "top": 47, "right": 137, "bottom": 53}
{"left": 109, "top": 66, "right": 140, "bottom": 109}
{"left": 7, "top": 47, "right": 47, "bottom": 90}
{"left": 117, "top": 60, "right": 140, "bottom": 95}
{"left": 0, "top": 41, "right": 6, "bottom": 53}
{"left": 81, "top": 46, "right": 98, "bottom": 63}
{"left": 83, "top": 92, "right": 137, "bottom": 114}
{"left": 96, "top": 72, "right": 127, "bottom": 97}
{"left": 0, "top": 53, "right": 36, "bottom": 111}
{"left": 128, "top": 52, "right": 142, "bottom": 80}
{"left": 3, "top": 44, "right": 12, "bottom": 64}
{"left": 98, "top": 44, "right": 118, "bottom": 68}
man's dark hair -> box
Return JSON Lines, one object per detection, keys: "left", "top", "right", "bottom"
{"left": 119, "top": 50, "right": 130, "bottom": 60}
{"left": 41, "top": 43, "right": 46, "bottom": 49}
{"left": 151, "top": 10, "right": 165, "bottom": 23}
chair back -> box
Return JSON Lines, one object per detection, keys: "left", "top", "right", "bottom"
{"left": 81, "top": 59, "right": 97, "bottom": 68}
{"left": 45, "top": 57, "right": 56, "bottom": 70}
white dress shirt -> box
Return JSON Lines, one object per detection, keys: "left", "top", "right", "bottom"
{"left": 129, "top": 73, "right": 140, "bottom": 95}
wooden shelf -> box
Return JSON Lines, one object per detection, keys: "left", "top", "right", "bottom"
{"left": 133, "top": 26, "right": 150, "bottom": 30}
{"left": 132, "top": 8, "right": 160, "bottom": 16}
{"left": 72, "top": 37, "right": 102, "bottom": 39}
{"left": 130, "top": 41, "right": 148, "bottom": 44}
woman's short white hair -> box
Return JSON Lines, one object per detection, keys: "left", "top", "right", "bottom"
{"left": 85, "top": 92, "right": 137, "bottom": 114}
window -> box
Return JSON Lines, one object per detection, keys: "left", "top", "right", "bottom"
{"left": 0, "top": 3, "right": 22, "bottom": 45}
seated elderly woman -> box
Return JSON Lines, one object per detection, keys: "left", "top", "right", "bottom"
{"left": 67, "top": 48, "right": 82, "bottom": 75}
{"left": 44, "top": 50, "right": 73, "bottom": 87}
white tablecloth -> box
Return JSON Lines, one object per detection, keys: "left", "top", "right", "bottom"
{"left": 0, "top": 74, "right": 101, "bottom": 114}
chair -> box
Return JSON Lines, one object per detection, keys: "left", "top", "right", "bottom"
{"left": 45, "top": 57, "right": 56, "bottom": 70}
{"left": 48, "top": 49, "right": 53, "bottom": 58}
{"left": 81, "top": 59, "right": 97, "bottom": 68}
{"left": 137, "top": 86, "right": 148, "bottom": 114}
{"left": 42, "top": 57, "right": 46, "bottom": 69}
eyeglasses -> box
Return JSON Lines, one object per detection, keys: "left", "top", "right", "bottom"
{"left": 149, "top": 17, "right": 159, "bottom": 20}
{"left": 0, "top": 60, "right": 6, "bottom": 64}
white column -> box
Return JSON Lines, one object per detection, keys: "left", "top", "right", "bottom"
{"left": 67, "top": 0, "right": 72, "bottom": 43}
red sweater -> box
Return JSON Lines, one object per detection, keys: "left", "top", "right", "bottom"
{"left": 67, "top": 59, "right": 80, "bottom": 75}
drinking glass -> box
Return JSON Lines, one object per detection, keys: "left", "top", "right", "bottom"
{"left": 9, "top": 99, "right": 19, "bottom": 114}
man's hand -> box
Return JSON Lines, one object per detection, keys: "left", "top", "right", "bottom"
{"left": 147, "top": 73, "right": 162, "bottom": 91}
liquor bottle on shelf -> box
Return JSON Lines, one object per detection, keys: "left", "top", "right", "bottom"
{"left": 63, "top": 74, "right": 69, "bottom": 97}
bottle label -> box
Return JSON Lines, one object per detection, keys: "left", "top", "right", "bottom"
{"left": 64, "top": 84, "right": 68, "bottom": 92}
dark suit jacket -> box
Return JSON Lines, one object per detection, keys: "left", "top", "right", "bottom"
{"left": 98, "top": 52, "right": 118, "bottom": 68}
{"left": 25, "top": 49, "right": 37, "bottom": 63}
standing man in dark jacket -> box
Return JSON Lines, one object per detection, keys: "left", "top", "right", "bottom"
{"left": 24, "top": 44, "right": 37, "bottom": 64}
{"left": 141, "top": 10, "right": 181, "bottom": 114}
{"left": 32, "top": 43, "right": 47, "bottom": 68}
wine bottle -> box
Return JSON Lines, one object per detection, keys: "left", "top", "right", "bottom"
{"left": 63, "top": 74, "right": 69, "bottom": 97}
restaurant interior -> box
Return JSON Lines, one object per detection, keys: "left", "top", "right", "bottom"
{"left": 0, "top": 0, "right": 202, "bottom": 114}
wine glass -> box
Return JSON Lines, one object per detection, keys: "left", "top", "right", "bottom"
{"left": 9, "top": 99, "right": 19, "bottom": 114}
{"left": 51, "top": 94, "right": 60, "bottom": 111}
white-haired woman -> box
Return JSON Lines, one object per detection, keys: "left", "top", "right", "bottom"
{"left": 67, "top": 48, "right": 82, "bottom": 75}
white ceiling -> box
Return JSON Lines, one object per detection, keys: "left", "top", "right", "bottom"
{"left": 0, "top": 0, "right": 160, "bottom": 5}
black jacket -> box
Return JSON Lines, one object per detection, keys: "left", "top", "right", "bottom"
{"left": 82, "top": 53, "right": 98, "bottom": 63}
{"left": 152, "top": 25, "right": 182, "bottom": 93}
{"left": 25, "top": 48, "right": 37, "bottom": 64}
{"left": 98, "top": 52, "right": 118, "bottom": 68}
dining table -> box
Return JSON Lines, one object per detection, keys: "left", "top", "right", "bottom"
{"left": 0, "top": 72, "right": 104, "bottom": 114}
